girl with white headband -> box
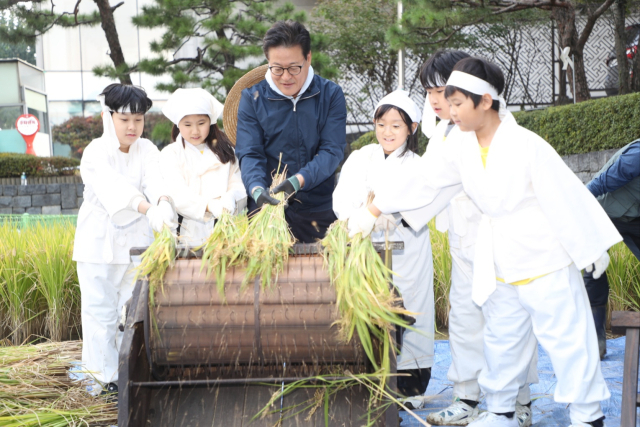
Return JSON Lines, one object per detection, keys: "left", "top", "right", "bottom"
{"left": 419, "top": 50, "right": 538, "bottom": 427}
{"left": 159, "top": 88, "right": 246, "bottom": 246}
{"left": 333, "top": 89, "right": 434, "bottom": 408}
{"left": 73, "top": 84, "right": 177, "bottom": 400}
{"left": 349, "top": 57, "right": 621, "bottom": 427}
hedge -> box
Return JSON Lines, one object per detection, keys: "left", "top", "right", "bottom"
{"left": 352, "top": 92, "right": 640, "bottom": 157}
{"left": 0, "top": 153, "right": 80, "bottom": 178}
{"left": 513, "top": 92, "right": 640, "bottom": 156}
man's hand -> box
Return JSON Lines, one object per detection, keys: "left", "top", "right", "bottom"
{"left": 252, "top": 187, "right": 280, "bottom": 209}
{"left": 271, "top": 176, "right": 301, "bottom": 201}
{"left": 585, "top": 251, "right": 611, "bottom": 279}
{"left": 347, "top": 206, "right": 379, "bottom": 238}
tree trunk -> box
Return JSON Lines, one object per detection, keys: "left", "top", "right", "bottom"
{"left": 552, "top": 3, "right": 591, "bottom": 102}
{"left": 93, "top": 0, "right": 132, "bottom": 85}
{"left": 613, "top": 0, "right": 630, "bottom": 94}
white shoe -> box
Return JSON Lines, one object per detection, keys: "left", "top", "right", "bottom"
{"left": 401, "top": 395, "right": 426, "bottom": 410}
{"left": 515, "top": 403, "right": 532, "bottom": 427}
{"left": 427, "top": 398, "right": 480, "bottom": 426}
{"left": 468, "top": 412, "right": 518, "bottom": 427}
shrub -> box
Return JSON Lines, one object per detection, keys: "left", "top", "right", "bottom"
{"left": 0, "top": 154, "right": 80, "bottom": 178}
{"left": 52, "top": 112, "right": 174, "bottom": 158}
{"left": 513, "top": 92, "right": 640, "bottom": 156}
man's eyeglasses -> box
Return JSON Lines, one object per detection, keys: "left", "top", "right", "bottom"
{"left": 268, "top": 61, "right": 305, "bottom": 76}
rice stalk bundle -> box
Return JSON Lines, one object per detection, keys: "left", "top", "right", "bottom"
{"left": 321, "top": 220, "right": 414, "bottom": 393}
{"left": 242, "top": 168, "right": 294, "bottom": 289}
{"left": 198, "top": 211, "right": 249, "bottom": 299}
{"left": 136, "top": 226, "right": 176, "bottom": 307}
{"left": 0, "top": 223, "right": 42, "bottom": 344}
{"left": 0, "top": 340, "right": 117, "bottom": 426}
{"left": 28, "top": 220, "right": 79, "bottom": 342}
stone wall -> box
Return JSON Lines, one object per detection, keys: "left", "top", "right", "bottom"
{"left": 0, "top": 148, "right": 623, "bottom": 215}
{"left": 0, "top": 183, "right": 84, "bottom": 215}
{"left": 561, "top": 148, "right": 619, "bottom": 184}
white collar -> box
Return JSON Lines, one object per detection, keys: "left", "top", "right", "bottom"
{"left": 265, "top": 65, "right": 315, "bottom": 99}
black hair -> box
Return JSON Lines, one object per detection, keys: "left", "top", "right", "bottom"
{"left": 100, "top": 84, "right": 153, "bottom": 114}
{"left": 419, "top": 49, "right": 471, "bottom": 89}
{"left": 373, "top": 104, "right": 418, "bottom": 158}
{"left": 263, "top": 20, "right": 311, "bottom": 59}
{"left": 444, "top": 57, "right": 505, "bottom": 112}
{"left": 172, "top": 121, "right": 236, "bottom": 165}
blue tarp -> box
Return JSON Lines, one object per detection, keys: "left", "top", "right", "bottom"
{"left": 400, "top": 337, "right": 639, "bottom": 426}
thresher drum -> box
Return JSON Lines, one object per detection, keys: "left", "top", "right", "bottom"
{"left": 119, "top": 243, "right": 402, "bottom": 427}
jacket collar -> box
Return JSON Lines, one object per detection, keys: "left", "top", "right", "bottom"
{"left": 265, "top": 65, "right": 316, "bottom": 100}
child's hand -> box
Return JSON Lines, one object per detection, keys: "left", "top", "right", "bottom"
{"left": 585, "top": 252, "right": 611, "bottom": 279}
{"left": 347, "top": 206, "right": 379, "bottom": 238}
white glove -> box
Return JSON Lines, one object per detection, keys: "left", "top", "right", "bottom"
{"left": 221, "top": 193, "right": 237, "bottom": 214}
{"left": 585, "top": 251, "right": 610, "bottom": 280}
{"left": 347, "top": 206, "right": 378, "bottom": 238}
{"left": 207, "top": 199, "right": 224, "bottom": 218}
{"left": 157, "top": 199, "right": 178, "bottom": 229}
{"left": 146, "top": 205, "right": 165, "bottom": 233}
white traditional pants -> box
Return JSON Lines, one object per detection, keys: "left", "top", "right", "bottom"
{"left": 448, "top": 244, "right": 538, "bottom": 403}
{"left": 479, "top": 265, "right": 609, "bottom": 424}
{"left": 391, "top": 226, "right": 435, "bottom": 370}
{"left": 78, "top": 262, "right": 136, "bottom": 385}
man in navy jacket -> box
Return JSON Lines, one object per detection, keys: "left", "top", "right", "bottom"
{"left": 235, "top": 20, "right": 347, "bottom": 243}
{"left": 584, "top": 139, "right": 640, "bottom": 359}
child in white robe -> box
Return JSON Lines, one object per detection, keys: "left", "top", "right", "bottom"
{"left": 349, "top": 58, "right": 621, "bottom": 427}
{"left": 159, "top": 88, "right": 246, "bottom": 246}
{"left": 333, "top": 90, "right": 435, "bottom": 408}
{"left": 73, "top": 84, "right": 177, "bottom": 398}
{"left": 420, "top": 50, "right": 538, "bottom": 427}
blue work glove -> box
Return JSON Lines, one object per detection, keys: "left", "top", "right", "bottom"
{"left": 252, "top": 187, "right": 280, "bottom": 209}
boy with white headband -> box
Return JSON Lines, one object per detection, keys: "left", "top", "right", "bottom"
{"left": 419, "top": 50, "right": 538, "bottom": 427}
{"left": 333, "top": 89, "right": 435, "bottom": 408}
{"left": 159, "top": 88, "right": 246, "bottom": 246}
{"left": 349, "top": 57, "right": 621, "bottom": 427}
{"left": 73, "top": 84, "right": 176, "bottom": 400}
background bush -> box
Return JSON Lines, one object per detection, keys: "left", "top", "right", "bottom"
{"left": 52, "top": 112, "right": 174, "bottom": 158}
{"left": 352, "top": 92, "right": 640, "bottom": 156}
{"left": 0, "top": 154, "right": 80, "bottom": 178}
{"left": 513, "top": 92, "right": 640, "bottom": 156}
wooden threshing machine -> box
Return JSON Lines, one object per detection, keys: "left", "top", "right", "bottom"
{"left": 118, "top": 242, "right": 404, "bottom": 427}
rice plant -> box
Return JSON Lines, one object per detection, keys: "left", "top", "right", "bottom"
{"left": 607, "top": 241, "right": 640, "bottom": 314}
{"left": 0, "top": 223, "right": 42, "bottom": 344}
{"left": 428, "top": 220, "right": 452, "bottom": 330}
{"left": 242, "top": 167, "right": 295, "bottom": 289}
{"left": 198, "top": 211, "right": 249, "bottom": 299}
{"left": 28, "top": 221, "right": 79, "bottom": 342}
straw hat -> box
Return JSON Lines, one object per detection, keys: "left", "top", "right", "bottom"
{"left": 223, "top": 64, "right": 269, "bottom": 146}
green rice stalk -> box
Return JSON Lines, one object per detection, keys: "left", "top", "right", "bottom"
{"left": 428, "top": 220, "right": 452, "bottom": 330}
{"left": 0, "top": 223, "right": 43, "bottom": 344}
{"left": 197, "top": 211, "right": 249, "bottom": 299}
{"left": 28, "top": 221, "right": 78, "bottom": 342}
{"left": 606, "top": 241, "right": 640, "bottom": 314}
{"left": 321, "top": 219, "right": 415, "bottom": 393}
{"left": 242, "top": 166, "right": 295, "bottom": 289}
{"left": 136, "top": 226, "right": 176, "bottom": 306}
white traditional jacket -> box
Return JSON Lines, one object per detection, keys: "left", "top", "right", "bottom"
{"left": 375, "top": 118, "right": 622, "bottom": 301}
{"left": 73, "top": 137, "right": 165, "bottom": 265}
{"left": 159, "top": 137, "right": 246, "bottom": 246}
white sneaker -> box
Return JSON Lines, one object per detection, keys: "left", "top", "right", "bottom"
{"left": 468, "top": 412, "right": 518, "bottom": 427}
{"left": 515, "top": 403, "right": 533, "bottom": 427}
{"left": 427, "top": 398, "right": 480, "bottom": 426}
{"left": 401, "top": 395, "right": 426, "bottom": 410}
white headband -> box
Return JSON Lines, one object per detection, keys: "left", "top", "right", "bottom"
{"left": 446, "top": 71, "right": 499, "bottom": 100}
{"left": 421, "top": 73, "right": 448, "bottom": 139}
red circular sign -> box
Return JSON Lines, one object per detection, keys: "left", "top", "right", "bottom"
{"left": 15, "top": 114, "right": 40, "bottom": 155}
